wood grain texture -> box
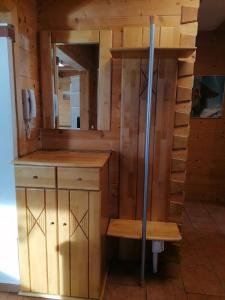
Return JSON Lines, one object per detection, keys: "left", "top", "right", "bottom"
{"left": 58, "top": 190, "right": 70, "bottom": 296}
{"left": 46, "top": 189, "right": 58, "bottom": 295}
{"left": 119, "top": 58, "right": 140, "bottom": 219}
{"left": 89, "top": 191, "right": 101, "bottom": 299}
{"left": 150, "top": 58, "right": 178, "bottom": 221}
{"left": 12, "top": 0, "right": 200, "bottom": 262}
{"left": 26, "top": 188, "right": 48, "bottom": 293}
{"left": 70, "top": 190, "right": 89, "bottom": 298}
{"left": 58, "top": 167, "right": 100, "bottom": 190}
{"left": 51, "top": 30, "right": 99, "bottom": 43}
{"left": 181, "top": 6, "right": 198, "bottom": 24}
{"left": 107, "top": 219, "right": 181, "bottom": 241}
{"left": 38, "top": 0, "right": 200, "bottom": 31}
{"left": 97, "top": 30, "right": 112, "bottom": 131}
{"left": 16, "top": 188, "right": 30, "bottom": 292}
{"left": 6, "top": 0, "right": 41, "bottom": 155}
{"left": 14, "top": 150, "right": 110, "bottom": 167}
{"left": 38, "top": 0, "right": 200, "bottom": 239}
{"left": 160, "top": 26, "right": 180, "bottom": 48}
{"left": 40, "top": 31, "right": 54, "bottom": 129}
{"left": 15, "top": 165, "right": 56, "bottom": 188}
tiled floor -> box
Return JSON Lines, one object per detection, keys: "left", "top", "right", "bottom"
{"left": 104, "top": 201, "right": 225, "bottom": 300}
{"left": 0, "top": 201, "right": 225, "bottom": 300}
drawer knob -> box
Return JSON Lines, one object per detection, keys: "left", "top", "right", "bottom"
{"left": 77, "top": 177, "right": 82, "bottom": 181}
{"left": 33, "top": 175, "right": 38, "bottom": 179}
{"left": 63, "top": 223, "right": 67, "bottom": 226}
{"left": 50, "top": 222, "right": 55, "bottom": 225}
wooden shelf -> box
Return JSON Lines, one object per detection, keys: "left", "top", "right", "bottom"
{"left": 110, "top": 47, "right": 196, "bottom": 59}
{"left": 107, "top": 219, "right": 181, "bottom": 241}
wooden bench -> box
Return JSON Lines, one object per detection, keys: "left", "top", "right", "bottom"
{"left": 107, "top": 219, "right": 181, "bottom": 273}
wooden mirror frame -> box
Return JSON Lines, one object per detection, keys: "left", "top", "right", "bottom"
{"left": 40, "top": 30, "right": 112, "bottom": 131}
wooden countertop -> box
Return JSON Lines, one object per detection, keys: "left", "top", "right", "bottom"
{"left": 14, "top": 151, "right": 110, "bottom": 168}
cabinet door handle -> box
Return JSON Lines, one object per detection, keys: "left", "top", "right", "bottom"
{"left": 50, "top": 221, "right": 55, "bottom": 225}
{"left": 77, "top": 177, "right": 82, "bottom": 181}
{"left": 63, "top": 223, "right": 67, "bottom": 226}
{"left": 33, "top": 175, "right": 38, "bottom": 179}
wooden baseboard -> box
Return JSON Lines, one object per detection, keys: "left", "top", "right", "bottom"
{"left": 19, "top": 292, "right": 84, "bottom": 300}
{"left": 0, "top": 283, "right": 19, "bottom": 293}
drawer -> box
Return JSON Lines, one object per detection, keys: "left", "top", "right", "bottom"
{"left": 58, "top": 167, "right": 100, "bottom": 190}
{"left": 15, "top": 165, "right": 56, "bottom": 188}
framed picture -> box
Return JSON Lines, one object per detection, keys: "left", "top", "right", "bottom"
{"left": 191, "top": 76, "right": 225, "bottom": 118}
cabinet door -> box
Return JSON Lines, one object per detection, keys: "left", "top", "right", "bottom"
{"left": 16, "top": 188, "right": 58, "bottom": 294}
{"left": 26, "top": 188, "right": 48, "bottom": 293}
{"left": 58, "top": 190, "right": 89, "bottom": 298}
{"left": 16, "top": 188, "right": 30, "bottom": 292}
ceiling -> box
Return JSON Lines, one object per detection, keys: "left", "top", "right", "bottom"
{"left": 198, "top": 0, "right": 225, "bottom": 31}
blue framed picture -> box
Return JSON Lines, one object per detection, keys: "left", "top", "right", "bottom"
{"left": 191, "top": 76, "right": 225, "bottom": 118}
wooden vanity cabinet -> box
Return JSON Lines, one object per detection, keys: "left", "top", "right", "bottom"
{"left": 14, "top": 151, "right": 110, "bottom": 300}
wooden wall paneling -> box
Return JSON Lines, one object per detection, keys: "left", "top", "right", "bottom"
{"left": 97, "top": 30, "right": 112, "bottom": 131}
{"left": 171, "top": 149, "right": 187, "bottom": 172}
{"left": 40, "top": 31, "right": 55, "bottom": 129}
{"left": 37, "top": 0, "right": 200, "bottom": 234}
{"left": 159, "top": 26, "right": 180, "bottom": 48}
{"left": 37, "top": 0, "right": 200, "bottom": 31}
{"left": 9, "top": 0, "right": 41, "bottom": 155}
{"left": 135, "top": 58, "right": 158, "bottom": 220}
{"left": 180, "top": 22, "right": 198, "bottom": 36}
{"left": 173, "top": 128, "right": 189, "bottom": 150}
{"left": 16, "top": 188, "right": 30, "bottom": 291}
{"left": 170, "top": 173, "right": 186, "bottom": 194}
{"left": 51, "top": 30, "right": 99, "bottom": 43}
{"left": 178, "top": 59, "right": 194, "bottom": 77}
{"left": 174, "top": 112, "right": 190, "bottom": 127}
{"left": 176, "top": 86, "right": 192, "bottom": 102}
{"left": 119, "top": 58, "right": 140, "bottom": 219}
{"left": 169, "top": 5, "right": 198, "bottom": 220}
{"left": 142, "top": 26, "right": 160, "bottom": 47}
{"left": 169, "top": 193, "right": 185, "bottom": 205}
{"left": 123, "top": 27, "right": 142, "bottom": 47}
{"left": 119, "top": 26, "right": 141, "bottom": 221}
{"left": 150, "top": 58, "right": 178, "bottom": 221}
{"left": 181, "top": 6, "right": 198, "bottom": 24}
{"left": 186, "top": 32, "right": 225, "bottom": 203}
{"left": 194, "top": 32, "right": 225, "bottom": 75}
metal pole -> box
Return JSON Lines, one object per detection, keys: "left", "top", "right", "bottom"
{"left": 140, "top": 16, "right": 155, "bottom": 287}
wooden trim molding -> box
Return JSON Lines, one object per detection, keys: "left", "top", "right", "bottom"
{"left": 0, "top": 24, "right": 15, "bottom": 41}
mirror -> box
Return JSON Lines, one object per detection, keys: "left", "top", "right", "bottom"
{"left": 40, "top": 30, "right": 112, "bottom": 131}
{"left": 54, "top": 44, "right": 99, "bottom": 130}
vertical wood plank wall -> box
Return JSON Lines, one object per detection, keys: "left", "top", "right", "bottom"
{"left": 3, "top": 0, "right": 200, "bottom": 258}
{"left": 186, "top": 32, "right": 225, "bottom": 203}
{"left": 38, "top": 1, "right": 199, "bottom": 232}
{"left": 0, "top": 0, "right": 41, "bottom": 156}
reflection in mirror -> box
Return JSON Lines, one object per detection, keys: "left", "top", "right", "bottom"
{"left": 54, "top": 44, "right": 99, "bottom": 130}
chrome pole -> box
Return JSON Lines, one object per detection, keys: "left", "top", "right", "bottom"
{"left": 140, "top": 16, "right": 155, "bottom": 286}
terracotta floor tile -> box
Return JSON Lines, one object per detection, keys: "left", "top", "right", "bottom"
{"left": 108, "top": 260, "right": 140, "bottom": 286}
{"left": 188, "top": 293, "right": 225, "bottom": 299}
{"left": 147, "top": 277, "right": 187, "bottom": 300}
{"left": 104, "top": 284, "right": 146, "bottom": 300}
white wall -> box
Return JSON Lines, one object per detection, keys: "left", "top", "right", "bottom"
{"left": 0, "top": 36, "right": 20, "bottom": 284}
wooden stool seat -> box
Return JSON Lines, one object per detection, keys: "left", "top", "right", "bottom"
{"left": 107, "top": 219, "right": 181, "bottom": 241}
{"left": 107, "top": 218, "right": 181, "bottom": 274}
